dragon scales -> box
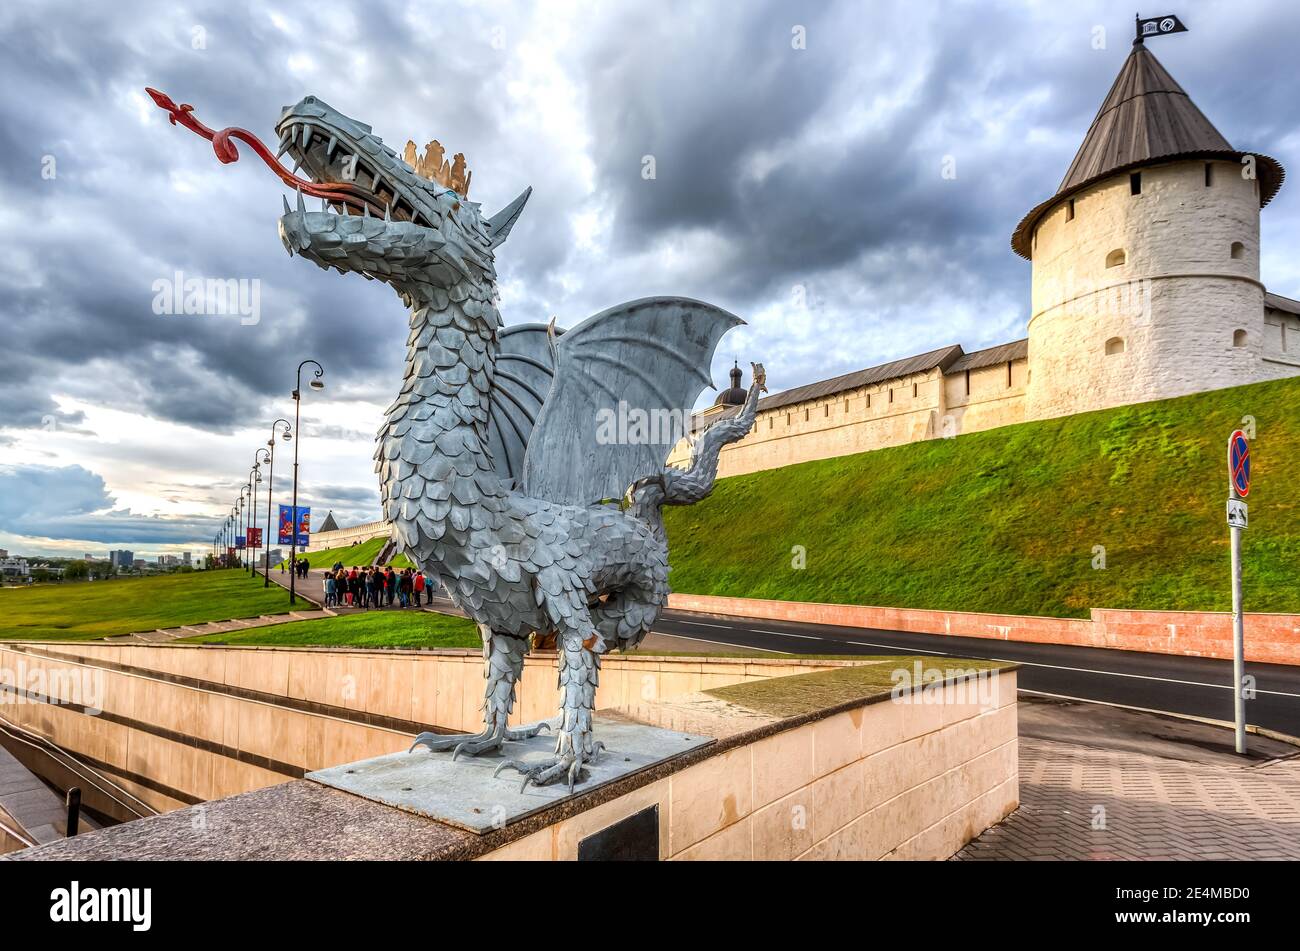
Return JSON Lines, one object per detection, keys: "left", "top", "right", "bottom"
{"left": 154, "top": 91, "right": 764, "bottom": 792}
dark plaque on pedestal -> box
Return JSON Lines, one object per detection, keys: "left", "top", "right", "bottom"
{"left": 577, "top": 805, "right": 659, "bottom": 861}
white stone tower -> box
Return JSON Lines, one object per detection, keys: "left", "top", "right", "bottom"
{"left": 1015, "top": 38, "right": 1287, "bottom": 421}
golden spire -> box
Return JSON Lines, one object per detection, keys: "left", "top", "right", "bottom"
{"left": 403, "top": 138, "right": 471, "bottom": 197}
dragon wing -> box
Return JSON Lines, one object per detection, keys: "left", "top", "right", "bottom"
{"left": 485, "top": 322, "right": 567, "bottom": 488}
{"left": 520, "top": 296, "right": 742, "bottom": 506}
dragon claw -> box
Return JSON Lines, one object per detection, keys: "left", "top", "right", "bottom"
{"left": 491, "top": 738, "right": 605, "bottom": 794}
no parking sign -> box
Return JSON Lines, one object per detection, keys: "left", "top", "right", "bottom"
{"left": 1228, "top": 429, "right": 1251, "bottom": 499}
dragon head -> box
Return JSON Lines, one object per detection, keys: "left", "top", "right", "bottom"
{"left": 274, "top": 95, "right": 531, "bottom": 295}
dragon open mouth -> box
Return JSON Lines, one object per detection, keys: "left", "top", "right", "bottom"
{"left": 274, "top": 115, "right": 437, "bottom": 227}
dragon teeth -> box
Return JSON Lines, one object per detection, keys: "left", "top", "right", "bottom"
{"left": 296, "top": 187, "right": 306, "bottom": 214}
{"left": 282, "top": 194, "right": 291, "bottom": 215}
{"left": 326, "top": 135, "right": 337, "bottom": 158}
{"left": 276, "top": 134, "right": 292, "bottom": 159}
{"left": 301, "top": 123, "right": 312, "bottom": 148}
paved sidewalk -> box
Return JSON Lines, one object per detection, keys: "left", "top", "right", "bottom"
{"left": 955, "top": 698, "right": 1300, "bottom": 860}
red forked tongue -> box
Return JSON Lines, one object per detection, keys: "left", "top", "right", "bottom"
{"left": 145, "top": 87, "right": 367, "bottom": 204}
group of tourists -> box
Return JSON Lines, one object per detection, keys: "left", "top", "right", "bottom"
{"left": 283, "top": 557, "right": 310, "bottom": 579}
{"left": 322, "top": 562, "right": 435, "bottom": 610}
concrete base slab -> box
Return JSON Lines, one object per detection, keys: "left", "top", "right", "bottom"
{"left": 307, "top": 716, "right": 713, "bottom": 833}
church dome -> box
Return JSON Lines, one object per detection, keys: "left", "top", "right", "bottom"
{"left": 714, "top": 361, "right": 747, "bottom": 406}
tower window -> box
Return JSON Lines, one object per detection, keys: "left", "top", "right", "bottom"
{"left": 1233, "top": 329, "right": 1248, "bottom": 348}
{"left": 823, "top": 404, "right": 829, "bottom": 417}
{"left": 1130, "top": 172, "right": 1142, "bottom": 195}
{"left": 1105, "top": 248, "right": 1126, "bottom": 269}
{"left": 1066, "top": 199, "right": 1075, "bottom": 222}
{"left": 1231, "top": 241, "right": 1246, "bottom": 260}
{"left": 965, "top": 369, "right": 971, "bottom": 395}
{"left": 804, "top": 408, "right": 809, "bottom": 422}
{"left": 844, "top": 399, "right": 849, "bottom": 413}
{"left": 1007, "top": 361, "right": 1013, "bottom": 387}
{"left": 1105, "top": 337, "right": 1126, "bottom": 356}
{"left": 866, "top": 394, "right": 871, "bottom": 409}
{"left": 1205, "top": 163, "right": 1214, "bottom": 187}
{"left": 889, "top": 389, "right": 894, "bottom": 404}
{"left": 912, "top": 382, "right": 918, "bottom": 398}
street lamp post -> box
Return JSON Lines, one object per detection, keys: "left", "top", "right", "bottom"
{"left": 241, "top": 484, "right": 253, "bottom": 569}
{"left": 237, "top": 491, "right": 247, "bottom": 569}
{"left": 249, "top": 455, "right": 267, "bottom": 577}
{"left": 288, "top": 360, "right": 325, "bottom": 606}
{"left": 264, "top": 419, "right": 292, "bottom": 586}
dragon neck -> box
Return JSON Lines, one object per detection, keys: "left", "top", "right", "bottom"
{"left": 395, "top": 276, "right": 504, "bottom": 487}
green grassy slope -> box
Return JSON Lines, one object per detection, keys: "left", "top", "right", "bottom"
{"left": 286, "top": 536, "right": 387, "bottom": 569}
{"left": 0, "top": 570, "right": 298, "bottom": 640}
{"left": 663, "top": 376, "right": 1300, "bottom": 619}
{"left": 182, "top": 610, "right": 479, "bottom": 648}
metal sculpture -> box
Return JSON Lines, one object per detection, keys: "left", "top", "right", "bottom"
{"left": 150, "top": 90, "right": 765, "bottom": 792}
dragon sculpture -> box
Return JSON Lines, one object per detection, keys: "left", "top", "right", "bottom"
{"left": 149, "top": 90, "right": 765, "bottom": 792}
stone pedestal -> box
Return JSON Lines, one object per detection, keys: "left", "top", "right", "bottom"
{"left": 307, "top": 716, "right": 712, "bottom": 833}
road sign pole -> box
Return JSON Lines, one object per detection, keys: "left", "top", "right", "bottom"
{"left": 1226, "top": 429, "right": 1251, "bottom": 756}
{"left": 1229, "top": 512, "right": 1245, "bottom": 754}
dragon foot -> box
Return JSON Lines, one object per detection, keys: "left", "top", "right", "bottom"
{"left": 409, "top": 721, "right": 551, "bottom": 760}
{"left": 493, "top": 740, "right": 607, "bottom": 795}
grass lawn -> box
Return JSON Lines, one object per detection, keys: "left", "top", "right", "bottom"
{"left": 285, "top": 536, "right": 388, "bottom": 569}
{"left": 281, "top": 536, "right": 416, "bottom": 571}
{"left": 0, "top": 569, "right": 301, "bottom": 641}
{"left": 182, "top": 609, "right": 480, "bottom": 649}
{"left": 664, "top": 375, "right": 1300, "bottom": 618}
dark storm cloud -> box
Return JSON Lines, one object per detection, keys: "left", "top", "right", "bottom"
{"left": 0, "top": 463, "right": 220, "bottom": 544}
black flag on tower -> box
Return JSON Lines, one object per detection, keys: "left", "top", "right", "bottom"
{"left": 1135, "top": 13, "right": 1189, "bottom": 43}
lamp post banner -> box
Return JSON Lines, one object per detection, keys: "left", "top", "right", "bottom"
{"left": 278, "top": 504, "right": 310, "bottom": 547}
{"left": 246, "top": 527, "right": 262, "bottom": 548}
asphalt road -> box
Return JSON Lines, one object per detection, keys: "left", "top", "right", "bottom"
{"left": 649, "top": 609, "right": 1300, "bottom": 739}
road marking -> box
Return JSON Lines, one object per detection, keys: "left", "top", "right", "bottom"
{"left": 649, "top": 632, "right": 784, "bottom": 654}
{"left": 753, "top": 630, "right": 824, "bottom": 640}
{"left": 673, "top": 619, "right": 1300, "bottom": 698}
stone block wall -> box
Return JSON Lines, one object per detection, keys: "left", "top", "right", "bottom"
{"left": 479, "top": 670, "right": 1020, "bottom": 861}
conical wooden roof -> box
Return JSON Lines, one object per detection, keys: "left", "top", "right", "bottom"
{"left": 1011, "top": 43, "right": 1284, "bottom": 258}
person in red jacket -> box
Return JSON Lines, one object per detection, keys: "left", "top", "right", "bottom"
{"left": 413, "top": 570, "right": 426, "bottom": 606}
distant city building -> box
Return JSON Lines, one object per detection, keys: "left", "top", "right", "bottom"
{"left": 182, "top": 552, "right": 192, "bottom": 566}
{"left": 0, "top": 549, "right": 8, "bottom": 559}
{"left": 108, "top": 550, "right": 135, "bottom": 570}
{"left": 1, "top": 557, "right": 31, "bottom": 581}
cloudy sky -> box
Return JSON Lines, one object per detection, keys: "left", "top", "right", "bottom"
{"left": 2, "top": 0, "right": 1298, "bottom": 559}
